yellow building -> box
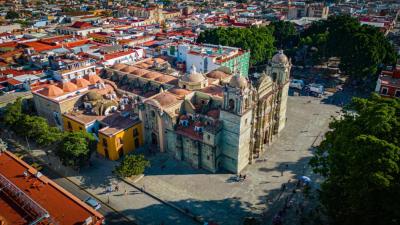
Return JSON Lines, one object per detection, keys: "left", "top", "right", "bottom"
{"left": 63, "top": 110, "right": 143, "bottom": 161}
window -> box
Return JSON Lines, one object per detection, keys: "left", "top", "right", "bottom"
{"left": 67, "top": 121, "right": 72, "bottom": 130}
{"left": 103, "top": 138, "right": 108, "bottom": 147}
{"left": 119, "top": 138, "right": 123, "bottom": 145}
{"left": 207, "top": 135, "right": 210, "bottom": 140}
{"left": 381, "top": 87, "right": 388, "bottom": 95}
{"left": 228, "top": 99, "right": 235, "bottom": 111}
{"left": 79, "top": 127, "right": 83, "bottom": 131}
{"left": 395, "top": 89, "right": 400, "bottom": 98}
{"left": 133, "top": 128, "right": 139, "bottom": 137}
{"left": 134, "top": 138, "right": 140, "bottom": 148}
{"left": 151, "top": 111, "right": 156, "bottom": 117}
{"left": 207, "top": 155, "right": 210, "bottom": 160}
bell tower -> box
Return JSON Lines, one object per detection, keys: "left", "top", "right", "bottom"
{"left": 268, "top": 50, "right": 291, "bottom": 134}
{"left": 220, "top": 75, "right": 254, "bottom": 174}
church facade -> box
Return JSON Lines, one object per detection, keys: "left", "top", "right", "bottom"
{"left": 105, "top": 50, "right": 291, "bottom": 174}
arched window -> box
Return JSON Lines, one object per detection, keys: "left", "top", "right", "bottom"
{"left": 272, "top": 72, "right": 277, "bottom": 81}
{"left": 228, "top": 99, "right": 235, "bottom": 111}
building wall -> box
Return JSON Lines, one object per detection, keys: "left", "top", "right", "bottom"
{"left": 97, "top": 123, "right": 143, "bottom": 160}
{"left": 33, "top": 93, "right": 81, "bottom": 128}
{"left": 62, "top": 116, "right": 86, "bottom": 132}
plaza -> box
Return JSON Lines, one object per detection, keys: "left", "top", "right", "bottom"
{"left": 134, "top": 95, "right": 341, "bottom": 224}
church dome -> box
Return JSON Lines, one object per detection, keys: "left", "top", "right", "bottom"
{"left": 85, "top": 74, "right": 102, "bottom": 84}
{"left": 86, "top": 91, "right": 102, "bottom": 101}
{"left": 42, "top": 84, "right": 64, "bottom": 97}
{"left": 112, "top": 63, "right": 127, "bottom": 70}
{"left": 229, "top": 75, "right": 248, "bottom": 89}
{"left": 74, "top": 78, "right": 91, "bottom": 88}
{"left": 272, "top": 50, "right": 289, "bottom": 64}
{"left": 207, "top": 70, "right": 229, "bottom": 80}
{"left": 181, "top": 65, "right": 206, "bottom": 83}
{"left": 59, "top": 81, "right": 78, "bottom": 92}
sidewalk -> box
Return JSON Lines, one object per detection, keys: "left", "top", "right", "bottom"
{"left": 0, "top": 131, "right": 199, "bottom": 225}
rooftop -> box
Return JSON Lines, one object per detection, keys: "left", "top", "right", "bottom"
{"left": 0, "top": 151, "right": 104, "bottom": 225}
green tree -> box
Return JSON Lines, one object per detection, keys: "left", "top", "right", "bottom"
{"left": 310, "top": 94, "right": 400, "bottom": 225}
{"left": 56, "top": 131, "right": 95, "bottom": 169}
{"left": 197, "top": 26, "right": 275, "bottom": 68}
{"left": 271, "top": 21, "right": 299, "bottom": 50}
{"left": 114, "top": 154, "right": 150, "bottom": 177}
{"left": 6, "top": 11, "right": 19, "bottom": 20}
{"left": 2, "top": 98, "right": 24, "bottom": 127}
{"left": 301, "top": 15, "right": 397, "bottom": 83}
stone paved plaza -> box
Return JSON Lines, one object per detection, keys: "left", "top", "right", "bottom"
{"left": 135, "top": 95, "right": 342, "bottom": 224}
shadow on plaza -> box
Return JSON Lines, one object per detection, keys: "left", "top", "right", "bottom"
{"left": 116, "top": 197, "right": 258, "bottom": 225}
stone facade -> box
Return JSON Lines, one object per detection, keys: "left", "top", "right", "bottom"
{"left": 106, "top": 51, "right": 291, "bottom": 174}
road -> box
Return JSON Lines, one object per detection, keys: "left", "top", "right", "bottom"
{"left": 40, "top": 165, "right": 136, "bottom": 225}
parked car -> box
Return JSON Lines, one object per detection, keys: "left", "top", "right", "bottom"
{"left": 290, "top": 79, "right": 305, "bottom": 90}
{"left": 85, "top": 197, "right": 101, "bottom": 211}
{"left": 305, "top": 83, "right": 324, "bottom": 97}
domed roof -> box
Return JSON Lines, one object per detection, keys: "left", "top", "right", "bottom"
{"left": 142, "top": 72, "right": 162, "bottom": 79}
{"left": 155, "top": 75, "right": 176, "bottom": 83}
{"left": 229, "top": 75, "right": 248, "bottom": 89}
{"left": 271, "top": 50, "right": 288, "bottom": 64}
{"left": 74, "top": 78, "right": 91, "bottom": 88}
{"left": 132, "top": 69, "right": 149, "bottom": 76}
{"left": 112, "top": 63, "right": 127, "bottom": 70}
{"left": 85, "top": 74, "right": 102, "bottom": 84}
{"left": 181, "top": 65, "right": 206, "bottom": 83}
{"left": 207, "top": 70, "right": 229, "bottom": 79}
{"left": 86, "top": 91, "right": 102, "bottom": 101}
{"left": 152, "top": 92, "right": 178, "bottom": 107}
{"left": 121, "top": 66, "right": 138, "bottom": 73}
{"left": 154, "top": 58, "right": 165, "bottom": 64}
{"left": 59, "top": 81, "right": 78, "bottom": 92}
{"left": 43, "top": 84, "right": 64, "bottom": 97}
{"left": 168, "top": 88, "right": 192, "bottom": 96}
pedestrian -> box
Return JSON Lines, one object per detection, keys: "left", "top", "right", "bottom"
{"left": 281, "top": 183, "right": 286, "bottom": 191}
{"left": 115, "top": 184, "right": 119, "bottom": 192}
{"left": 239, "top": 174, "right": 242, "bottom": 179}
{"left": 243, "top": 174, "right": 247, "bottom": 180}
{"left": 286, "top": 164, "right": 289, "bottom": 169}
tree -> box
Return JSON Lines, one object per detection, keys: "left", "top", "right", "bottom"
{"left": 197, "top": 26, "right": 276, "bottom": 68}
{"left": 6, "top": 11, "right": 19, "bottom": 20}
{"left": 2, "top": 98, "right": 24, "bottom": 127}
{"left": 271, "top": 21, "right": 299, "bottom": 50}
{"left": 114, "top": 154, "right": 150, "bottom": 177}
{"left": 300, "top": 15, "right": 397, "bottom": 83}
{"left": 56, "top": 131, "right": 95, "bottom": 169}
{"left": 310, "top": 94, "right": 400, "bottom": 225}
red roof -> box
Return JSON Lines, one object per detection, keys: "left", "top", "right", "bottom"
{"left": 6, "top": 78, "right": 22, "bottom": 86}
{"left": 71, "top": 21, "right": 92, "bottom": 29}
{"left": 0, "top": 151, "right": 104, "bottom": 225}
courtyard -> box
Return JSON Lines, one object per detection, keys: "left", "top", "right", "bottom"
{"left": 135, "top": 95, "right": 342, "bottom": 224}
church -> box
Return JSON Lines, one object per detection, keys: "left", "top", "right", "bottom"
{"left": 105, "top": 50, "right": 291, "bottom": 173}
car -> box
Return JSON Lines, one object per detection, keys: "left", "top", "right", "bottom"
{"left": 290, "top": 79, "right": 305, "bottom": 90}
{"left": 305, "top": 83, "right": 324, "bottom": 97}
{"left": 85, "top": 197, "right": 101, "bottom": 211}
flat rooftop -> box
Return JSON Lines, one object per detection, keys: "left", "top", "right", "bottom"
{"left": 0, "top": 151, "right": 104, "bottom": 225}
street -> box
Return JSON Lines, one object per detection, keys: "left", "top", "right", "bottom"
{"left": 40, "top": 164, "right": 135, "bottom": 225}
